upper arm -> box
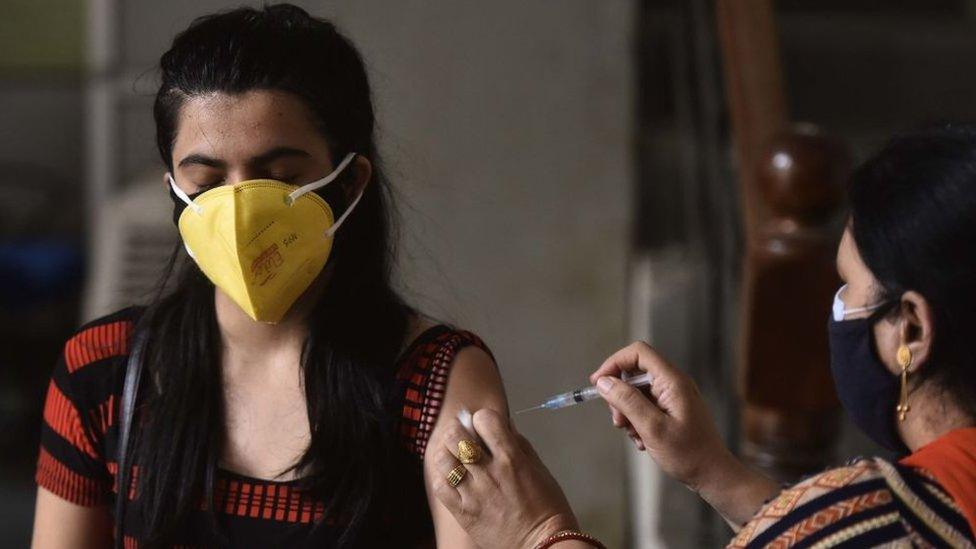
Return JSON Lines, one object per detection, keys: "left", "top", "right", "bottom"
{"left": 424, "top": 345, "right": 508, "bottom": 548}
{"left": 32, "top": 488, "right": 113, "bottom": 548}
{"left": 434, "top": 345, "right": 508, "bottom": 420}
{"left": 33, "top": 328, "right": 119, "bottom": 547}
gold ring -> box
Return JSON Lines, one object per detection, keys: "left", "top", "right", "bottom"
{"left": 447, "top": 464, "right": 468, "bottom": 488}
{"left": 458, "top": 439, "right": 484, "bottom": 464}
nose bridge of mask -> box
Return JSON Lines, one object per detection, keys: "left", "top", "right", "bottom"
{"left": 168, "top": 151, "right": 359, "bottom": 236}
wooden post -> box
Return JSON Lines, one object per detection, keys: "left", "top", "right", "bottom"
{"left": 738, "top": 126, "right": 849, "bottom": 480}
{"left": 715, "top": 0, "right": 787, "bottom": 244}
{"left": 716, "top": 0, "right": 851, "bottom": 481}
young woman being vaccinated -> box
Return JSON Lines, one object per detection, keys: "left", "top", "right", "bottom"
{"left": 31, "top": 5, "right": 506, "bottom": 547}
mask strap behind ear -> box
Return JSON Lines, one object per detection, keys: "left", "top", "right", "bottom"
{"left": 833, "top": 284, "right": 886, "bottom": 321}
{"left": 288, "top": 153, "right": 357, "bottom": 204}
{"left": 325, "top": 188, "right": 364, "bottom": 238}
{"left": 168, "top": 174, "right": 204, "bottom": 215}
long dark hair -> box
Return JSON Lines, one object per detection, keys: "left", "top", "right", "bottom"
{"left": 849, "top": 123, "right": 976, "bottom": 420}
{"left": 133, "top": 5, "right": 421, "bottom": 546}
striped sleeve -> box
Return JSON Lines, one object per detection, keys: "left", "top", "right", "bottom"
{"left": 395, "top": 327, "right": 494, "bottom": 459}
{"left": 728, "top": 461, "right": 901, "bottom": 549}
{"left": 726, "top": 458, "right": 975, "bottom": 548}
{"left": 35, "top": 316, "right": 134, "bottom": 506}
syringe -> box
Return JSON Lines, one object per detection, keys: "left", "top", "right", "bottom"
{"left": 515, "top": 373, "right": 653, "bottom": 414}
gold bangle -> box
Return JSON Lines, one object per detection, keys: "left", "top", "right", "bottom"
{"left": 532, "top": 529, "right": 606, "bottom": 549}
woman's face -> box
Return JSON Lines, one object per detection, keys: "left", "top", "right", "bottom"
{"left": 167, "top": 89, "right": 371, "bottom": 319}
{"left": 168, "top": 90, "right": 337, "bottom": 194}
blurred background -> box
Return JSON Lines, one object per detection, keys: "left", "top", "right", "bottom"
{"left": 4, "top": 0, "right": 976, "bottom": 547}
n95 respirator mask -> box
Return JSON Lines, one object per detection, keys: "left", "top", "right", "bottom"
{"left": 168, "top": 153, "right": 360, "bottom": 323}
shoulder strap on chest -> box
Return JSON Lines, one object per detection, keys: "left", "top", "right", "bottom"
{"left": 114, "top": 329, "right": 147, "bottom": 549}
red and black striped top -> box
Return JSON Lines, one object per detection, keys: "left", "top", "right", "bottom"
{"left": 36, "top": 307, "right": 492, "bottom": 547}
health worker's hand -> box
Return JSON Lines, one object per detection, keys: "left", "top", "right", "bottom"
{"left": 590, "top": 342, "right": 778, "bottom": 529}
{"left": 428, "top": 409, "right": 588, "bottom": 549}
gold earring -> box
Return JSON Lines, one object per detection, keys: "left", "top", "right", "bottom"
{"left": 896, "top": 344, "right": 913, "bottom": 421}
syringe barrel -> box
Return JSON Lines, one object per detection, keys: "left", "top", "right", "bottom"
{"left": 545, "top": 386, "right": 600, "bottom": 409}
{"left": 544, "top": 393, "right": 577, "bottom": 410}
{"left": 535, "top": 373, "right": 653, "bottom": 411}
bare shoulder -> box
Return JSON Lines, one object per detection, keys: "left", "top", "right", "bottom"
{"left": 445, "top": 343, "right": 507, "bottom": 414}
{"left": 422, "top": 321, "right": 508, "bottom": 455}
{"left": 401, "top": 312, "right": 502, "bottom": 397}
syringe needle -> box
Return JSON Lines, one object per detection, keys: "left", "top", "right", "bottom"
{"left": 515, "top": 404, "right": 547, "bottom": 415}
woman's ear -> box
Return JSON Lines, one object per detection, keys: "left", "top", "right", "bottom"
{"left": 342, "top": 155, "right": 372, "bottom": 202}
{"left": 899, "top": 291, "right": 934, "bottom": 372}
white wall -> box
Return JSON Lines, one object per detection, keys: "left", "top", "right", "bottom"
{"left": 342, "top": 4, "right": 635, "bottom": 543}
{"left": 113, "top": 1, "right": 634, "bottom": 543}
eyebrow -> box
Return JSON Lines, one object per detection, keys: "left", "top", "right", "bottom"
{"left": 177, "top": 147, "right": 312, "bottom": 169}
{"left": 178, "top": 154, "right": 226, "bottom": 169}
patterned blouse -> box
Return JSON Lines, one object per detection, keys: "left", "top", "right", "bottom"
{"left": 728, "top": 457, "right": 975, "bottom": 548}
{"left": 35, "top": 307, "right": 492, "bottom": 547}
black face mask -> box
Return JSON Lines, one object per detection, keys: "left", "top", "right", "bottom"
{"left": 828, "top": 315, "right": 910, "bottom": 455}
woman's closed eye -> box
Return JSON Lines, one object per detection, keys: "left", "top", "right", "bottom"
{"left": 179, "top": 170, "right": 225, "bottom": 192}
{"left": 194, "top": 180, "right": 223, "bottom": 193}
{"left": 268, "top": 173, "right": 300, "bottom": 183}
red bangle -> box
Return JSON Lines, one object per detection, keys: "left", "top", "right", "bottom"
{"left": 532, "top": 529, "right": 606, "bottom": 549}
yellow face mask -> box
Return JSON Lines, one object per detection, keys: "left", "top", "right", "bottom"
{"left": 168, "top": 153, "right": 360, "bottom": 324}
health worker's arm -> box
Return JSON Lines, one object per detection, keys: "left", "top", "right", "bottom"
{"left": 591, "top": 341, "right": 780, "bottom": 530}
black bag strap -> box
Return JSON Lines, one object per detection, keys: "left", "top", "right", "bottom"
{"left": 114, "top": 329, "right": 147, "bottom": 549}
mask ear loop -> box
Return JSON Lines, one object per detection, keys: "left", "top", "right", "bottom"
{"left": 167, "top": 174, "right": 201, "bottom": 260}
{"left": 168, "top": 174, "right": 204, "bottom": 215}
{"left": 833, "top": 284, "right": 887, "bottom": 321}
{"left": 286, "top": 153, "right": 357, "bottom": 205}
{"left": 325, "top": 189, "right": 364, "bottom": 238}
